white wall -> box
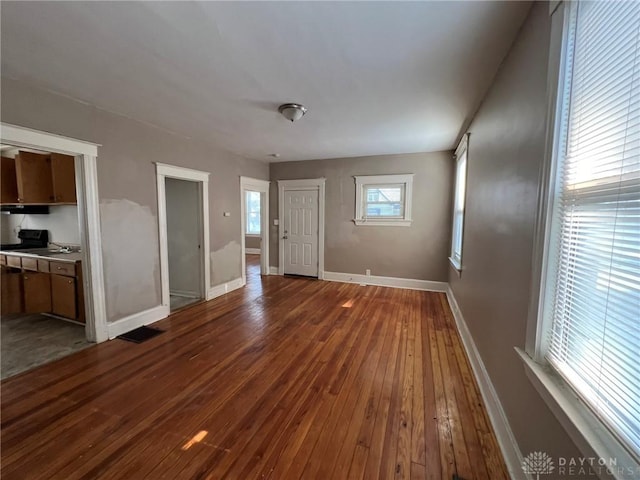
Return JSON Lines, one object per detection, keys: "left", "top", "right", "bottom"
{"left": 1, "top": 205, "right": 80, "bottom": 245}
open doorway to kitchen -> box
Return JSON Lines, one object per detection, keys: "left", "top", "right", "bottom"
{"left": 0, "top": 124, "right": 106, "bottom": 379}
{"left": 240, "top": 177, "right": 270, "bottom": 286}
{"left": 156, "top": 163, "right": 210, "bottom": 313}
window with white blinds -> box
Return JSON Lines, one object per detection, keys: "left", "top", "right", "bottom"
{"left": 543, "top": 1, "right": 640, "bottom": 458}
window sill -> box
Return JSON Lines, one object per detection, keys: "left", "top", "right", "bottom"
{"left": 353, "top": 219, "right": 412, "bottom": 227}
{"left": 245, "top": 233, "right": 261, "bottom": 237}
{"left": 448, "top": 256, "right": 462, "bottom": 273}
{"left": 516, "top": 348, "right": 640, "bottom": 478}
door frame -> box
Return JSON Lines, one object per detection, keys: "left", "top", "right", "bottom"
{"left": 155, "top": 163, "right": 211, "bottom": 307}
{"left": 240, "top": 177, "right": 270, "bottom": 283}
{"left": 0, "top": 123, "right": 108, "bottom": 342}
{"left": 277, "top": 178, "right": 325, "bottom": 279}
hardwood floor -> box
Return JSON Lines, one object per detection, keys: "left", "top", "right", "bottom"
{"left": 0, "top": 256, "right": 508, "bottom": 479}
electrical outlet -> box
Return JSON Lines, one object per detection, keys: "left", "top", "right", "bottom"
{"left": 365, "top": 269, "right": 371, "bottom": 276}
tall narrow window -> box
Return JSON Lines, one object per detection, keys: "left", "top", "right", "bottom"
{"left": 245, "top": 190, "right": 261, "bottom": 235}
{"left": 542, "top": 1, "right": 640, "bottom": 457}
{"left": 450, "top": 134, "right": 468, "bottom": 271}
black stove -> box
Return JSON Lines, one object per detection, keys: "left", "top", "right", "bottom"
{"left": 1, "top": 229, "right": 49, "bottom": 251}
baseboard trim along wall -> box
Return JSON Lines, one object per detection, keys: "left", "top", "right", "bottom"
{"left": 207, "top": 277, "right": 245, "bottom": 300}
{"left": 445, "top": 286, "right": 528, "bottom": 480}
{"left": 245, "top": 248, "right": 261, "bottom": 255}
{"left": 269, "top": 266, "right": 279, "bottom": 275}
{"left": 107, "top": 304, "right": 170, "bottom": 339}
{"left": 323, "top": 271, "right": 448, "bottom": 292}
{"left": 169, "top": 290, "right": 199, "bottom": 299}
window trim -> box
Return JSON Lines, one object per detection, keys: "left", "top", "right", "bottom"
{"left": 522, "top": 1, "right": 640, "bottom": 473}
{"left": 449, "top": 133, "right": 469, "bottom": 272}
{"left": 353, "top": 174, "right": 414, "bottom": 226}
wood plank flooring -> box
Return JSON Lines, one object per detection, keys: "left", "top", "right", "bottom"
{"left": 0, "top": 255, "right": 509, "bottom": 479}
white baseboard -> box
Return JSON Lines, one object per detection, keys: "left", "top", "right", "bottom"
{"left": 107, "top": 304, "right": 170, "bottom": 339}
{"left": 269, "top": 266, "right": 279, "bottom": 275}
{"left": 245, "top": 248, "right": 261, "bottom": 255}
{"left": 207, "top": 277, "right": 245, "bottom": 300}
{"left": 169, "top": 290, "right": 199, "bottom": 299}
{"left": 323, "top": 271, "right": 447, "bottom": 292}
{"left": 445, "top": 287, "right": 527, "bottom": 480}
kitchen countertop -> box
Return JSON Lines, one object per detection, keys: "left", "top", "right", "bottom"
{"left": 0, "top": 249, "right": 82, "bottom": 263}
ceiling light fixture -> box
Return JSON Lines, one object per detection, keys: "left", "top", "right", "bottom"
{"left": 278, "top": 103, "right": 308, "bottom": 122}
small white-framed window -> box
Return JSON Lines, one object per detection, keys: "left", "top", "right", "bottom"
{"left": 353, "top": 174, "right": 414, "bottom": 226}
{"left": 449, "top": 134, "right": 468, "bottom": 271}
{"left": 245, "top": 190, "right": 261, "bottom": 235}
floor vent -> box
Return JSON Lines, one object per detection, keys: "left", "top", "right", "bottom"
{"left": 117, "top": 326, "right": 164, "bottom": 344}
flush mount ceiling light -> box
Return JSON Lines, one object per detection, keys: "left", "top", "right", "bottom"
{"left": 278, "top": 103, "right": 308, "bottom": 122}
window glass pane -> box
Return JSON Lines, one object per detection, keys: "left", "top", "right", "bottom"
{"left": 366, "top": 202, "right": 403, "bottom": 217}
{"left": 246, "top": 191, "right": 261, "bottom": 234}
{"left": 543, "top": 1, "right": 640, "bottom": 457}
{"left": 451, "top": 148, "right": 467, "bottom": 264}
{"left": 363, "top": 185, "right": 404, "bottom": 218}
{"left": 366, "top": 186, "right": 403, "bottom": 202}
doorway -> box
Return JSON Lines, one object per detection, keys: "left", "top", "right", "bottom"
{"left": 156, "top": 163, "right": 210, "bottom": 312}
{"left": 0, "top": 123, "right": 107, "bottom": 345}
{"left": 277, "top": 178, "right": 326, "bottom": 279}
{"left": 165, "top": 177, "right": 202, "bottom": 311}
{"left": 0, "top": 144, "right": 93, "bottom": 378}
{"left": 240, "top": 177, "right": 270, "bottom": 285}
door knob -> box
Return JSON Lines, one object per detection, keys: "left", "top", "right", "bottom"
{"left": 283, "top": 235, "right": 288, "bottom": 239}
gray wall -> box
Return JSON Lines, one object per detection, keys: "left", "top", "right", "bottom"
{"left": 165, "top": 177, "right": 201, "bottom": 297}
{"left": 270, "top": 151, "right": 453, "bottom": 281}
{"left": 1, "top": 77, "right": 268, "bottom": 322}
{"left": 448, "top": 2, "right": 589, "bottom": 471}
{"left": 245, "top": 235, "right": 261, "bottom": 250}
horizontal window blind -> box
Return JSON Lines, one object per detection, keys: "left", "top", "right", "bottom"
{"left": 545, "top": 0, "right": 640, "bottom": 458}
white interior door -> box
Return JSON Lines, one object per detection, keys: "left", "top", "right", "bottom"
{"left": 283, "top": 189, "right": 319, "bottom": 277}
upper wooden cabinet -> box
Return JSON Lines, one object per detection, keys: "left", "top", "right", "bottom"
{"left": 51, "top": 153, "right": 77, "bottom": 203}
{"left": 1, "top": 156, "right": 19, "bottom": 204}
{"left": 7, "top": 151, "right": 76, "bottom": 205}
{"left": 15, "top": 151, "right": 54, "bottom": 203}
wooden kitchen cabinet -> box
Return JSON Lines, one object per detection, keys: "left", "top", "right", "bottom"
{"left": 6, "top": 255, "right": 21, "bottom": 269}
{"left": 15, "top": 151, "right": 54, "bottom": 204}
{"left": 1, "top": 268, "right": 23, "bottom": 314}
{"left": 23, "top": 272, "right": 52, "bottom": 314}
{"left": 50, "top": 154, "right": 77, "bottom": 203}
{"left": 0, "top": 254, "right": 84, "bottom": 323}
{"left": 21, "top": 257, "right": 38, "bottom": 272}
{"left": 51, "top": 274, "right": 76, "bottom": 320}
{"left": 49, "top": 261, "right": 76, "bottom": 277}
{"left": 7, "top": 151, "right": 76, "bottom": 205}
{"left": 1, "top": 156, "right": 19, "bottom": 204}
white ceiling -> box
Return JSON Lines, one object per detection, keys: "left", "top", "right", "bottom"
{"left": 1, "top": 1, "right": 531, "bottom": 162}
